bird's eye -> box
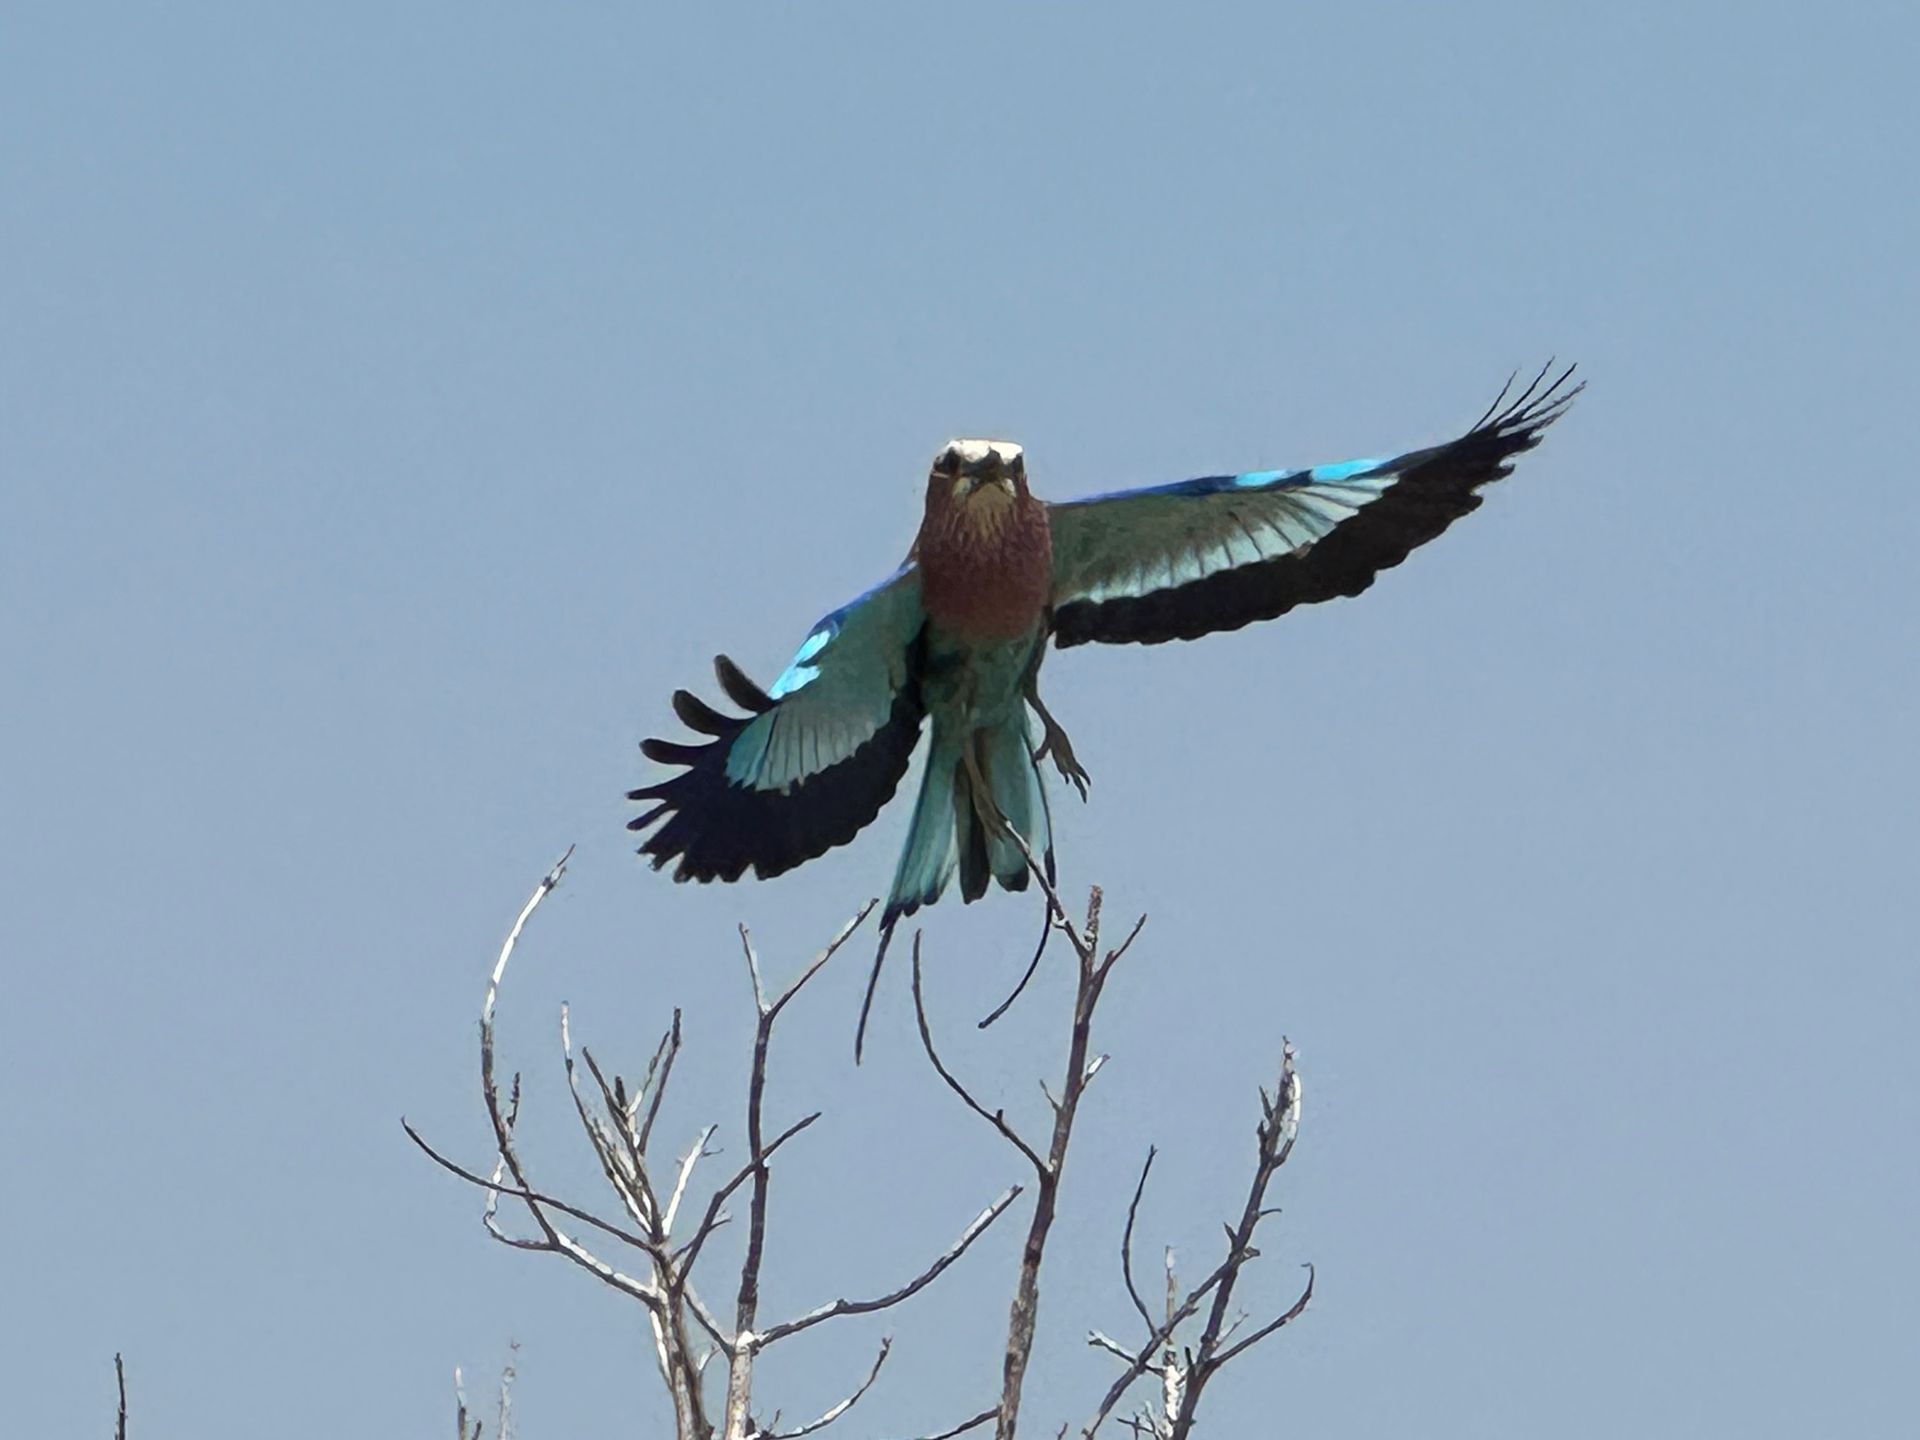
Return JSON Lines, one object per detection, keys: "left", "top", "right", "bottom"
{"left": 933, "top": 450, "right": 957, "bottom": 476}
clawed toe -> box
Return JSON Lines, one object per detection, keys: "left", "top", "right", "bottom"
{"left": 1033, "top": 724, "right": 1091, "bottom": 801}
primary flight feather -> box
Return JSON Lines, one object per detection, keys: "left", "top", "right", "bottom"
{"left": 630, "top": 366, "right": 1581, "bottom": 1044}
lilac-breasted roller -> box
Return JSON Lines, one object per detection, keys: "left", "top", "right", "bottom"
{"left": 630, "top": 366, "right": 1580, "bottom": 1049}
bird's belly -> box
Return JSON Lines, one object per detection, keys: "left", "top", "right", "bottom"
{"left": 922, "top": 625, "right": 1044, "bottom": 728}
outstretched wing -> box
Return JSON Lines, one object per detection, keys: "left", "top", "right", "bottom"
{"left": 629, "top": 566, "right": 927, "bottom": 882}
{"left": 1047, "top": 365, "right": 1581, "bottom": 648}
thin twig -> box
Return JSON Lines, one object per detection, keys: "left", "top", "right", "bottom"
{"left": 757, "top": 1185, "right": 1024, "bottom": 1345}
{"left": 625, "top": 1020, "right": 675, "bottom": 1127}
{"left": 638, "top": 1009, "right": 683, "bottom": 1155}
{"left": 1211, "top": 1266, "right": 1314, "bottom": 1367}
{"left": 677, "top": 1114, "right": 820, "bottom": 1279}
{"left": 667, "top": 1124, "right": 721, "bottom": 1237}
{"left": 767, "top": 901, "right": 879, "bottom": 1024}
{"left": 455, "top": 1364, "right": 473, "bottom": 1440}
{"left": 996, "top": 823, "right": 1090, "bottom": 962}
{"left": 114, "top": 1353, "right": 127, "bottom": 1440}
{"left": 1120, "top": 1149, "right": 1158, "bottom": 1335}
{"left": 1088, "top": 1331, "right": 1133, "bottom": 1362}
{"left": 1079, "top": 1256, "right": 1237, "bottom": 1435}
{"left": 910, "top": 935, "right": 1047, "bottom": 1177}
{"left": 563, "top": 1006, "right": 656, "bottom": 1236}
{"left": 483, "top": 846, "right": 573, "bottom": 1031}
{"left": 891, "top": 1408, "right": 1000, "bottom": 1440}
{"left": 581, "top": 1044, "right": 660, "bottom": 1222}
{"left": 403, "top": 1120, "right": 666, "bottom": 1281}
{"left": 758, "top": 1337, "right": 891, "bottom": 1439}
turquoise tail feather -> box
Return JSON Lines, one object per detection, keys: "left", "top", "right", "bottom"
{"left": 887, "top": 729, "right": 964, "bottom": 922}
{"left": 964, "top": 715, "right": 1050, "bottom": 900}
{"left": 854, "top": 713, "right": 1053, "bottom": 1062}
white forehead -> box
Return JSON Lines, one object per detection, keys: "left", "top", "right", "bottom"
{"left": 942, "top": 438, "right": 1024, "bottom": 465}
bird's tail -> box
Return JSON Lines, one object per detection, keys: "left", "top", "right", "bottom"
{"left": 887, "top": 727, "right": 965, "bottom": 924}
{"left": 956, "top": 715, "right": 1051, "bottom": 904}
{"left": 854, "top": 713, "right": 1053, "bottom": 1060}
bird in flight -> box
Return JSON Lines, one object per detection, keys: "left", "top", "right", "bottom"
{"left": 631, "top": 365, "right": 1580, "bottom": 1051}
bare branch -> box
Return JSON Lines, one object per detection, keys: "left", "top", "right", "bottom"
{"left": 757, "top": 1337, "right": 890, "bottom": 1439}
{"left": 455, "top": 1364, "right": 475, "bottom": 1440}
{"left": 666, "top": 1123, "right": 721, "bottom": 1237}
{"left": 893, "top": 1409, "right": 1000, "bottom": 1440}
{"left": 114, "top": 1353, "right": 127, "bottom": 1440}
{"left": 638, "top": 1009, "right": 683, "bottom": 1155}
{"left": 402, "top": 1119, "right": 666, "bottom": 1281}
{"left": 1211, "top": 1265, "right": 1314, "bottom": 1367}
{"left": 1088, "top": 1331, "right": 1133, "bottom": 1362}
{"left": 495, "top": 1343, "right": 519, "bottom": 1440}
{"left": 993, "top": 884, "right": 1119, "bottom": 1440}
{"left": 1168, "top": 1043, "right": 1303, "bottom": 1434}
{"left": 1098, "top": 914, "right": 1150, "bottom": 981}
{"left": 676, "top": 1113, "right": 820, "bottom": 1280}
{"left": 581, "top": 1045, "right": 658, "bottom": 1221}
{"left": 624, "top": 1019, "right": 672, "bottom": 1125}
{"left": 766, "top": 901, "right": 878, "bottom": 1024}
{"left": 910, "top": 934, "right": 1046, "bottom": 1177}
{"left": 996, "top": 823, "right": 1091, "bottom": 963}
{"left": 479, "top": 1076, "right": 525, "bottom": 1243}
{"left": 724, "top": 904, "right": 873, "bottom": 1437}
{"left": 483, "top": 846, "right": 573, "bottom": 1032}
{"left": 740, "top": 923, "right": 768, "bottom": 1013}
{"left": 1080, "top": 1253, "right": 1237, "bottom": 1435}
{"left": 466, "top": 850, "right": 711, "bottom": 1436}
{"left": 423, "top": 857, "right": 1283, "bottom": 1439}
{"left": 1120, "top": 1149, "right": 1158, "bottom": 1335}
{"left": 562, "top": 1005, "right": 656, "bottom": 1236}
{"left": 758, "top": 1185, "right": 1024, "bottom": 1345}
{"left": 1084, "top": 1044, "right": 1309, "bottom": 1437}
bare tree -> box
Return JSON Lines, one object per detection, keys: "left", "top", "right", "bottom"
{"left": 406, "top": 849, "right": 1021, "bottom": 1439}
{"left": 411, "top": 849, "right": 1309, "bottom": 1437}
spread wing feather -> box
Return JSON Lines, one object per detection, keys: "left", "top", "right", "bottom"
{"left": 1048, "top": 365, "right": 1580, "bottom": 647}
{"left": 629, "top": 566, "right": 927, "bottom": 882}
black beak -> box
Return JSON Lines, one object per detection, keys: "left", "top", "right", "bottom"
{"left": 956, "top": 455, "right": 1015, "bottom": 496}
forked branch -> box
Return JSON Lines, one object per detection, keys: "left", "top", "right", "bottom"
{"left": 1082, "top": 1044, "right": 1311, "bottom": 1437}
{"left": 411, "top": 858, "right": 1017, "bottom": 1439}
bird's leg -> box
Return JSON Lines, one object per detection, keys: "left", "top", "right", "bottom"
{"left": 1025, "top": 685, "right": 1091, "bottom": 800}
{"left": 961, "top": 732, "right": 1008, "bottom": 832}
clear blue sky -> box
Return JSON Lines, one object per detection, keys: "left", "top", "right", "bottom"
{"left": 4, "top": 4, "right": 1915, "bottom": 1436}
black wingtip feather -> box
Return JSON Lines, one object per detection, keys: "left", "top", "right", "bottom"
{"left": 631, "top": 652, "right": 925, "bottom": 885}
{"left": 714, "top": 654, "right": 775, "bottom": 713}
{"left": 671, "top": 689, "right": 733, "bottom": 736}
{"left": 640, "top": 737, "right": 710, "bottom": 766}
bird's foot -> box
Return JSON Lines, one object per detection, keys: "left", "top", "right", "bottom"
{"left": 1033, "top": 713, "right": 1091, "bottom": 801}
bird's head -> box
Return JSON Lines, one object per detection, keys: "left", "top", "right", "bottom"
{"left": 927, "top": 439, "right": 1028, "bottom": 528}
